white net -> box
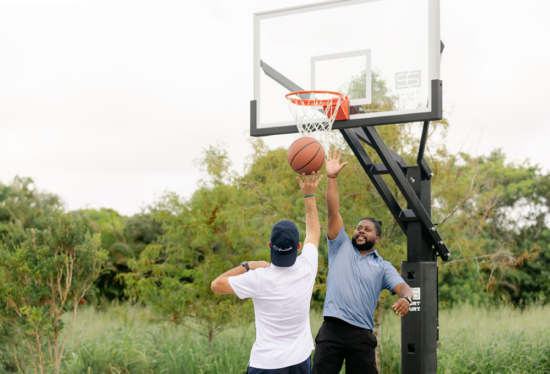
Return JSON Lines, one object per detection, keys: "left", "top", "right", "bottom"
{"left": 286, "top": 91, "right": 344, "bottom": 153}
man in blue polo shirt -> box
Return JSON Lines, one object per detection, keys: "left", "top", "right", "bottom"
{"left": 313, "top": 150, "right": 413, "bottom": 374}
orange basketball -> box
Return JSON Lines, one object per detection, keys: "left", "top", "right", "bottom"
{"left": 287, "top": 137, "right": 325, "bottom": 175}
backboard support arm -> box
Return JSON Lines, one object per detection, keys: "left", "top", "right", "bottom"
{"left": 417, "top": 121, "right": 433, "bottom": 179}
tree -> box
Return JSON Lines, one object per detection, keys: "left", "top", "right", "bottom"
{"left": 121, "top": 146, "right": 258, "bottom": 351}
{"left": 0, "top": 211, "right": 109, "bottom": 373}
{"left": 0, "top": 177, "right": 63, "bottom": 371}
{"left": 0, "top": 176, "right": 61, "bottom": 235}
{"left": 439, "top": 150, "right": 547, "bottom": 305}
{"left": 74, "top": 208, "right": 163, "bottom": 301}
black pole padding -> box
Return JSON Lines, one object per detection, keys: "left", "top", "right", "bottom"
{"left": 401, "top": 262, "right": 438, "bottom": 374}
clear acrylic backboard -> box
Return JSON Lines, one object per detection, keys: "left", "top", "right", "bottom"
{"left": 251, "top": 0, "right": 442, "bottom": 136}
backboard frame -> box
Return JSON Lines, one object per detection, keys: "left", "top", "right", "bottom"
{"left": 251, "top": 79, "right": 441, "bottom": 136}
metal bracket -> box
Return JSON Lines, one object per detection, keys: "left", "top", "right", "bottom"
{"left": 340, "top": 128, "right": 407, "bottom": 235}
{"left": 417, "top": 121, "right": 433, "bottom": 179}
{"left": 361, "top": 126, "right": 450, "bottom": 260}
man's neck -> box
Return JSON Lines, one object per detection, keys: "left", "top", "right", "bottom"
{"left": 358, "top": 248, "right": 374, "bottom": 257}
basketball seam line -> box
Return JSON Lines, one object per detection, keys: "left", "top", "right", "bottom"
{"left": 290, "top": 141, "right": 318, "bottom": 167}
{"left": 295, "top": 144, "right": 321, "bottom": 172}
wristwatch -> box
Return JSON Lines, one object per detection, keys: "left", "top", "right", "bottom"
{"left": 241, "top": 261, "right": 250, "bottom": 272}
{"left": 401, "top": 296, "right": 412, "bottom": 304}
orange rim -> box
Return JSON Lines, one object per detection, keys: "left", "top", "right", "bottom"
{"left": 285, "top": 90, "right": 346, "bottom": 106}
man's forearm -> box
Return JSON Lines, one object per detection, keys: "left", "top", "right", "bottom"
{"left": 211, "top": 264, "right": 247, "bottom": 294}
{"left": 214, "top": 264, "right": 247, "bottom": 282}
{"left": 397, "top": 284, "right": 413, "bottom": 299}
{"left": 304, "top": 196, "right": 320, "bottom": 242}
{"left": 326, "top": 177, "right": 339, "bottom": 216}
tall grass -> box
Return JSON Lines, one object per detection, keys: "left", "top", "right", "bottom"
{"left": 54, "top": 303, "right": 550, "bottom": 373}
{"left": 60, "top": 305, "right": 254, "bottom": 374}
{"left": 380, "top": 303, "right": 550, "bottom": 373}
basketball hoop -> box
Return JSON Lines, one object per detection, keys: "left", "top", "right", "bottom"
{"left": 285, "top": 90, "right": 349, "bottom": 151}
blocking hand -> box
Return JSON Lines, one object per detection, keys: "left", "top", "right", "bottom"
{"left": 297, "top": 171, "right": 324, "bottom": 196}
{"left": 326, "top": 149, "right": 348, "bottom": 178}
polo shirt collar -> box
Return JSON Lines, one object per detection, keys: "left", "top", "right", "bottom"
{"left": 353, "top": 247, "right": 380, "bottom": 257}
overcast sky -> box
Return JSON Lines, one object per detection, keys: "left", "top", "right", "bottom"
{"left": 1, "top": 0, "right": 549, "bottom": 216}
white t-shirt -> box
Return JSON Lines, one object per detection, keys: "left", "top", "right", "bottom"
{"left": 228, "top": 243, "right": 318, "bottom": 369}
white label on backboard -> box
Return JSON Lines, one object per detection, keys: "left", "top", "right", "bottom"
{"left": 396, "top": 71, "right": 421, "bottom": 89}
{"left": 412, "top": 287, "right": 421, "bottom": 300}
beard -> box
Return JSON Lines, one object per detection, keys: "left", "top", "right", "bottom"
{"left": 352, "top": 235, "right": 376, "bottom": 252}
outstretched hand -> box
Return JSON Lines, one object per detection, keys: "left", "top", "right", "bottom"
{"left": 326, "top": 149, "right": 348, "bottom": 178}
{"left": 392, "top": 298, "right": 410, "bottom": 317}
{"left": 297, "top": 171, "right": 324, "bottom": 196}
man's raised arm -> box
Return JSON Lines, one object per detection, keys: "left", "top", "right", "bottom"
{"left": 297, "top": 171, "right": 323, "bottom": 248}
{"left": 325, "top": 149, "right": 348, "bottom": 240}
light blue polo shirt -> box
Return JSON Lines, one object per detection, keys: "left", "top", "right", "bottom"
{"left": 323, "top": 225, "right": 405, "bottom": 330}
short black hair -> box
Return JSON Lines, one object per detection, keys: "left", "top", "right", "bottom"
{"left": 357, "top": 217, "right": 382, "bottom": 237}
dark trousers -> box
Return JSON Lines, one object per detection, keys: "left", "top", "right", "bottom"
{"left": 247, "top": 355, "right": 311, "bottom": 374}
{"left": 313, "top": 317, "right": 378, "bottom": 374}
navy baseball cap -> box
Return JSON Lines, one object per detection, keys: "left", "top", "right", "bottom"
{"left": 270, "top": 220, "right": 300, "bottom": 267}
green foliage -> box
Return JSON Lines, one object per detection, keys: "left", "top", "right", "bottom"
{"left": 121, "top": 146, "right": 261, "bottom": 344}
{"left": 437, "top": 150, "right": 549, "bottom": 306}
{"left": 0, "top": 176, "right": 61, "bottom": 235}
{"left": 75, "top": 209, "right": 132, "bottom": 264}
{"left": 73, "top": 209, "right": 163, "bottom": 300}
{"left": 0, "top": 211, "right": 109, "bottom": 373}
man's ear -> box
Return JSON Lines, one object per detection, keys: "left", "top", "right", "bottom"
{"left": 375, "top": 236, "right": 381, "bottom": 244}
{"left": 298, "top": 242, "right": 302, "bottom": 250}
{"left": 268, "top": 241, "right": 271, "bottom": 249}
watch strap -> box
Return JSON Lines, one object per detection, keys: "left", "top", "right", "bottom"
{"left": 241, "top": 261, "right": 250, "bottom": 272}
{"left": 401, "top": 296, "right": 412, "bottom": 304}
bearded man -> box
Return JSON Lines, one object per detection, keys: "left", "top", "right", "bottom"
{"left": 312, "top": 150, "right": 413, "bottom": 374}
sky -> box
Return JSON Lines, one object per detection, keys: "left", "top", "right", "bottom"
{"left": 0, "top": 0, "right": 549, "bottom": 216}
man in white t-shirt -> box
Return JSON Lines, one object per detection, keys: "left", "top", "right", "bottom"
{"left": 211, "top": 171, "right": 323, "bottom": 374}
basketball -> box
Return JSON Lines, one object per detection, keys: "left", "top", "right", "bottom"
{"left": 287, "top": 137, "right": 325, "bottom": 175}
